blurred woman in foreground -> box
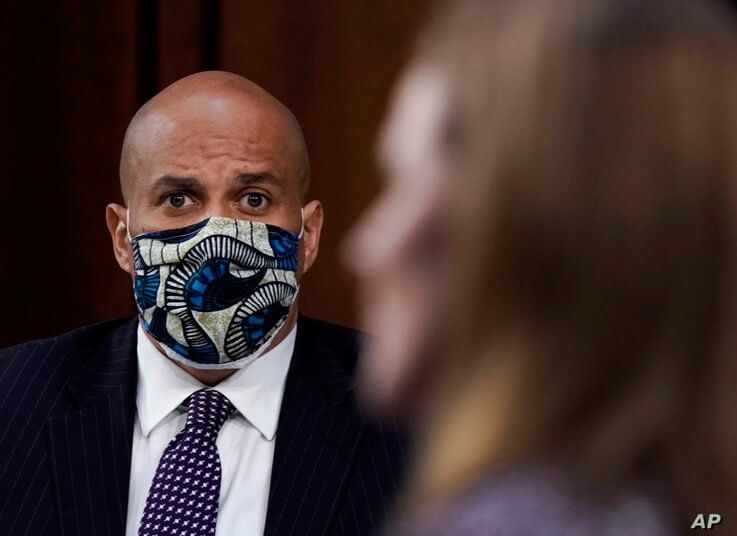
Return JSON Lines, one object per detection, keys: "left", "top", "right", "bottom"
{"left": 344, "top": 0, "right": 737, "bottom": 533}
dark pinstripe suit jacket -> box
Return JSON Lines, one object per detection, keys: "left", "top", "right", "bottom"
{"left": 0, "top": 315, "right": 408, "bottom": 535}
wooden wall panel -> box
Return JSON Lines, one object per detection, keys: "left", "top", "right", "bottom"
{"left": 157, "top": 0, "right": 219, "bottom": 87}
{"left": 0, "top": 2, "right": 139, "bottom": 346}
{"left": 57, "top": 1, "right": 140, "bottom": 324}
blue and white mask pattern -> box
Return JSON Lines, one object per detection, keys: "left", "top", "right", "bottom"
{"left": 130, "top": 216, "right": 300, "bottom": 369}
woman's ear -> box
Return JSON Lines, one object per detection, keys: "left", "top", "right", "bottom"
{"left": 106, "top": 203, "right": 134, "bottom": 276}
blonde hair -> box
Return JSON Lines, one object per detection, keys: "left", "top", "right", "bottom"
{"left": 408, "top": 0, "right": 737, "bottom": 525}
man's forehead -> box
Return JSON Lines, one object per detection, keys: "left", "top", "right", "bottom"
{"left": 127, "top": 101, "right": 292, "bottom": 172}
{"left": 120, "top": 73, "right": 310, "bottom": 201}
{"left": 131, "top": 95, "right": 289, "bottom": 147}
{"left": 138, "top": 118, "right": 288, "bottom": 160}
{"left": 135, "top": 141, "right": 288, "bottom": 186}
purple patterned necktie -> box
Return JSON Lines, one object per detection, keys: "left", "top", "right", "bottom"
{"left": 138, "top": 388, "right": 235, "bottom": 536}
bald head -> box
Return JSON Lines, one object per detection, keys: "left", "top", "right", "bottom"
{"left": 119, "top": 71, "right": 310, "bottom": 204}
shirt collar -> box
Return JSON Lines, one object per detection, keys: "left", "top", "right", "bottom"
{"left": 136, "top": 323, "right": 296, "bottom": 441}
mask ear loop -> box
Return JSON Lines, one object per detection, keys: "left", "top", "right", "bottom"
{"left": 126, "top": 208, "right": 133, "bottom": 242}
{"left": 291, "top": 207, "right": 304, "bottom": 305}
{"left": 297, "top": 207, "right": 305, "bottom": 240}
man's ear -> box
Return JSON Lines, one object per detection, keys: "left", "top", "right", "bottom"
{"left": 106, "top": 203, "right": 134, "bottom": 276}
{"left": 301, "top": 200, "right": 323, "bottom": 274}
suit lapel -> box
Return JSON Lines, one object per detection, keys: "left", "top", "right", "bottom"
{"left": 264, "top": 317, "right": 366, "bottom": 536}
{"left": 47, "top": 318, "right": 138, "bottom": 536}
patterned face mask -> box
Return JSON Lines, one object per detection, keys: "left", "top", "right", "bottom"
{"left": 128, "top": 213, "right": 302, "bottom": 369}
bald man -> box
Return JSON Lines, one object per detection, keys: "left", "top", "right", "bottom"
{"left": 0, "top": 72, "right": 406, "bottom": 536}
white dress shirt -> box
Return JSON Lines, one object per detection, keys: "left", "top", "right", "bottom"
{"left": 125, "top": 324, "right": 296, "bottom": 536}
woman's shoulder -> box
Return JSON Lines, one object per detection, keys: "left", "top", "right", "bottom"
{"left": 393, "top": 466, "right": 676, "bottom": 536}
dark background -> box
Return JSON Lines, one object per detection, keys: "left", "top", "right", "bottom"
{"left": 0, "top": 1, "right": 431, "bottom": 347}
{"left": 5, "top": 0, "right": 737, "bottom": 349}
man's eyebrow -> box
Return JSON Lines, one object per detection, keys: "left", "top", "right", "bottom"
{"left": 150, "top": 176, "right": 203, "bottom": 193}
{"left": 234, "top": 172, "right": 284, "bottom": 188}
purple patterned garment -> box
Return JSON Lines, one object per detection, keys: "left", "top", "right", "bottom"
{"left": 138, "top": 389, "right": 235, "bottom": 536}
{"left": 390, "top": 466, "right": 675, "bottom": 536}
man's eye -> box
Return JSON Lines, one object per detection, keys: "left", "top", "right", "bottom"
{"left": 242, "top": 193, "right": 269, "bottom": 209}
{"left": 163, "top": 193, "right": 194, "bottom": 208}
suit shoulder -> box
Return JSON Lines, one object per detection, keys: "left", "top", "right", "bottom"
{"left": 298, "top": 315, "right": 363, "bottom": 370}
{"left": 298, "top": 315, "right": 362, "bottom": 341}
{"left": 0, "top": 317, "right": 136, "bottom": 375}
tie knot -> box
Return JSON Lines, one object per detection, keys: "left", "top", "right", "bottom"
{"left": 185, "top": 389, "right": 234, "bottom": 432}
